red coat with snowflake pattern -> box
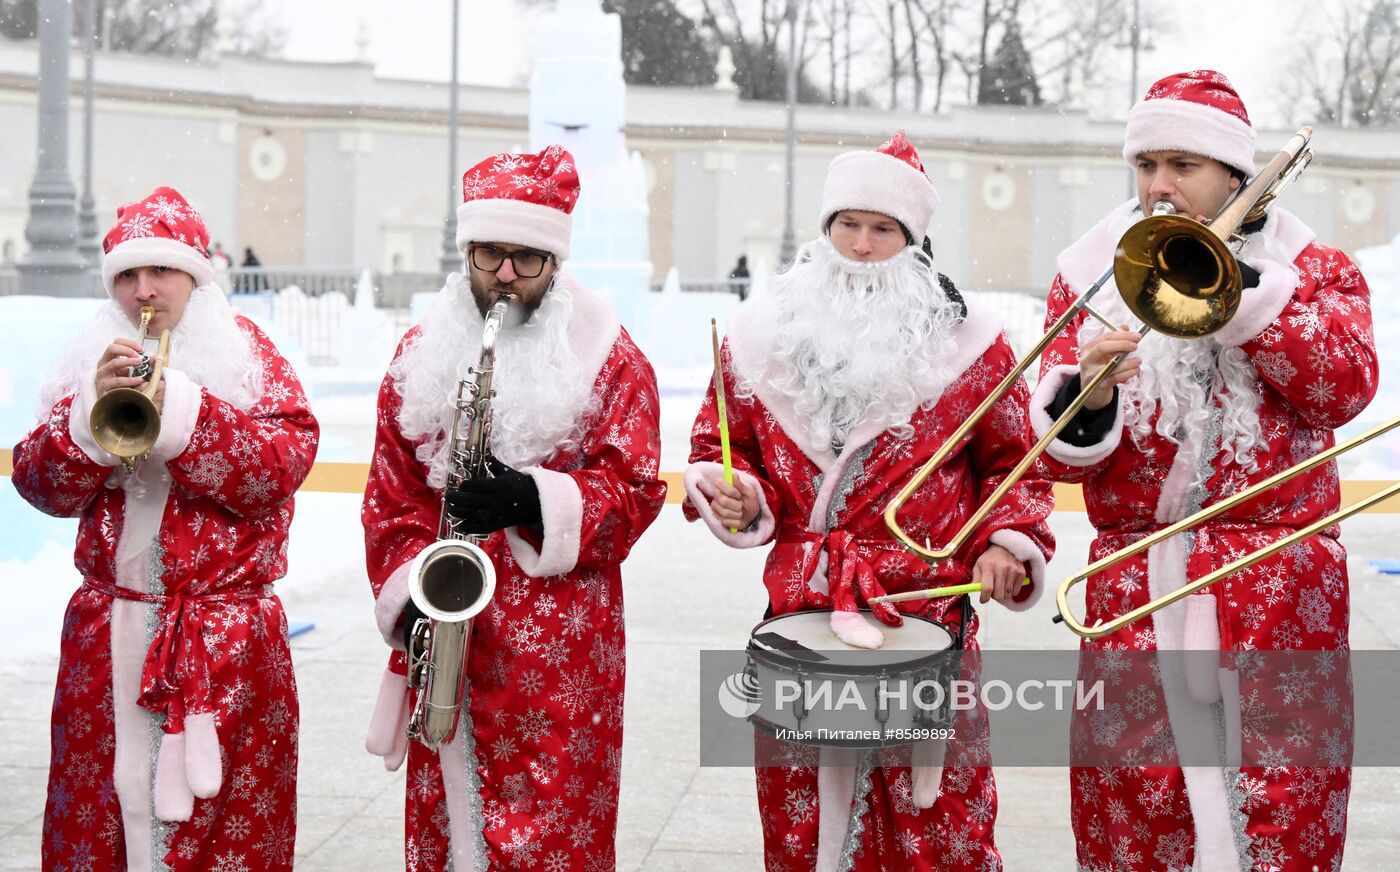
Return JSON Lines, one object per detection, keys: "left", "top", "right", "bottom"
{"left": 11, "top": 315, "right": 318, "bottom": 872}
{"left": 1031, "top": 202, "right": 1375, "bottom": 872}
{"left": 684, "top": 298, "right": 1055, "bottom": 871}
{"left": 361, "top": 280, "right": 666, "bottom": 872}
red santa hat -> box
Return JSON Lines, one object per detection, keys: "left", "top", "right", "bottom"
{"left": 1122, "top": 70, "right": 1257, "bottom": 177}
{"left": 818, "top": 130, "right": 939, "bottom": 240}
{"left": 456, "top": 145, "right": 580, "bottom": 261}
{"left": 101, "top": 186, "right": 215, "bottom": 295}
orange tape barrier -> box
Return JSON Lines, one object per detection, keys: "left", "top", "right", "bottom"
{"left": 3, "top": 450, "right": 1397, "bottom": 513}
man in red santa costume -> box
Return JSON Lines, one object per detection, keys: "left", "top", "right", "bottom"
{"left": 361, "top": 145, "right": 667, "bottom": 871}
{"left": 1032, "top": 71, "right": 1376, "bottom": 870}
{"left": 684, "top": 131, "right": 1055, "bottom": 871}
{"left": 12, "top": 186, "right": 319, "bottom": 871}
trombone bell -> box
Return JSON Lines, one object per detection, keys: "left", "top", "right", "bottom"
{"left": 1115, "top": 213, "right": 1242, "bottom": 338}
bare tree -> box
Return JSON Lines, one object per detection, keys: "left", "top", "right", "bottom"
{"left": 1014, "top": 0, "right": 1127, "bottom": 107}
{"left": 906, "top": 0, "right": 962, "bottom": 112}
{"left": 1, "top": 0, "right": 286, "bottom": 58}
{"left": 1349, "top": 0, "right": 1400, "bottom": 125}
{"left": 1286, "top": 0, "right": 1400, "bottom": 127}
{"left": 692, "top": 0, "right": 826, "bottom": 101}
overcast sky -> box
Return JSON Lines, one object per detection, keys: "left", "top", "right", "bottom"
{"left": 275, "top": 0, "right": 1308, "bottom": 127}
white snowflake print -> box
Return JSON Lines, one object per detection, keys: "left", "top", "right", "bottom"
{"left": 501, "top": 772, "right": 535, "bottom": 814}
{"left": 462, "top": 172, "right": 494, "bottom": 200}
{"left": 237, "top": 470, "right": 278, "bottom": 504}
{"left": 146, "top": 195, "right": 188, "bottom": 225}
{"left": 119, "top": 212, "right": 158, "bottom": 240}
{"left": 1091, "top": 703, "right": 1128, "bottom": 747}
{"left": 1154, "top": 829, "right": 1191, "bottom": 868}
{"left": 1322, "top": 788, "right": 1348, "bottom": 835}
{"left": 516, "top": 669, "right": 545, "bottom": 696}
{"left": 567, "top": 817, "right": 595, "bottom": 850}
{"left": 501, "top": 825, "right": 540, "bottom": 869}
{"left": 782, "top": 788, "right": 816, "bottom": 825}
{"left": 491, "top": 153, "right": 527, "bottom": 174}
{"left": 1297, "top": 586, "right": 1332, "bottom": 633}
{"left": 210, "top": 851, "right": 250, "bottom": 872}
{"left": 549, "top": 668, "right": 598, "bottom": 718}
{"left": 515, "top": 708, "right": 554, "bottom": 743}
{"left": 1253, "top": 351, "right": 1297, "bottom": 386}
{"left": 1304, "top": 375, "right": 1336, "bottom": 406}
{"left": 897, "top": 829, "right": 921, "bottom": 857}
{"left": 187, "top": 451, "right": 233, "bottom": 489}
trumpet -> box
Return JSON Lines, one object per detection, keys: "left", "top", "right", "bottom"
{"left": 403, "top": 294, "right": 511, "bottom": 749}
{"left": 90, "top": 305, "right": 170, "bottom": 472}
{"left": 876, "top": 127, "right": 1316, "bottom": 606}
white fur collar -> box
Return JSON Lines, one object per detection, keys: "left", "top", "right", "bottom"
{"left": 550, "top": 272, "right": 621, "bottom": 390}
{"left": 725, "top": 296, "right": 1003, "bottom": 472}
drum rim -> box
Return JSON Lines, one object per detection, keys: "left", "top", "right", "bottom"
{"left": 747, "top": 609, "right": 957, "bottom": 676}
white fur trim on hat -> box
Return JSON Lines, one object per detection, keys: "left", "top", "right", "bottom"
{"left": 819, "top": 151, "right": 939, "bottom": 239}
{"left": 456, "top": 197, "right": 573, "bottom": 261}
{"left": 102, "top": 236, "right": 215, "bottom": 296}
{"left": 1122, "top": 98, "right": 1257, "bottom": 177}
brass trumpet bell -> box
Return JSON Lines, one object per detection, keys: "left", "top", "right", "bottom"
{"left": 90, "top": 386, "right": 162, "bottom": 462}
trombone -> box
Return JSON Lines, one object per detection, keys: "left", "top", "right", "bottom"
{"left": 90, "top": 305, "right": 170, "bottom": 472}
{"left": 873, "top": 127, "right": 1316, "bottom": 605}
{"left": 1055, "top": 418, "right": 1400, "bottom": 640}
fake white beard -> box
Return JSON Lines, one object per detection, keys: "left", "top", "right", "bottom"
{"left": 738, "top": 235, "right": 964, "bottom": 453}
{"left": 1079, "top": 293, "right": 1264, "bottom": 470}
{"left": 38, "top": 285, "right": 263, "bottom": 415}
{"left": 392, "top": 273, "right": 596, "bottom": 488}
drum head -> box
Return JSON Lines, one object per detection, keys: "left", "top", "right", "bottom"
{"left": 748, "top": 610, "right": 954, "bottom": 674}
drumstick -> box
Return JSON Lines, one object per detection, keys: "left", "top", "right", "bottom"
{"left": 869, "top": 578, "right": 1031, "bottom": 604}
{"left": 711, "top": 318, "right": 738, "bottom": 533}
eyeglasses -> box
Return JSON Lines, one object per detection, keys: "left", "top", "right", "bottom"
{"left": 469, "top": 245, "right": 553, "bottom": 279}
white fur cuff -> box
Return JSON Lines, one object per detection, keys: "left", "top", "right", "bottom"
{"left": 988, "top": 528, "right": 1047, "bottom": 612}
{"left": 1029, "top": 364, "right": 1124, "bottom": 467}
{"left": 148, "top": 368, "right": 203, "bottom": 464}
{"left": 68, "top": 375, "right": 123, "bottom": 467}
{"left": 374, "top": 560, "right": 415, "bottom": 649}
{"left": 504, "top": 466, "right": 583, "bottom": 578}
{"left": 683, "top": 462, "right": 775, "bottom": 548}
{"left": 1209, "top": 256, "right": 1297, "bottom": 348}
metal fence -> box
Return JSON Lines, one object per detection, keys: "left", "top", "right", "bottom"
{"left": 223, "top": 269, "right": 440, "bottom": 365}
{"left": 1, "top": 264, "right": 1050, "bottom": 370}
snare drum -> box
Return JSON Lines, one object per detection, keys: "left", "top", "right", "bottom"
{"left": 745, "top": 609, "right": 959, "bottom": 749}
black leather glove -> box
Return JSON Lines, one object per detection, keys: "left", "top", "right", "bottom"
{"left": 1236, "top": 258, "right": 1261, "bottom": 289}
{"left": 402, "top": 597, "right": 428, "bottom": 654}
{"left": 443, "top": 458, "right": 543, "bottom": 534}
